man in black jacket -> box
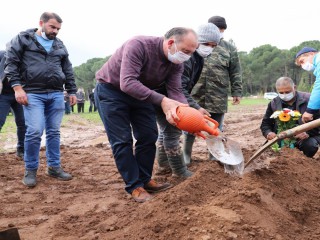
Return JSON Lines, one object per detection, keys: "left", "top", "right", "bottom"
{"left": 260, "top": 77, "right": 320, "bottom": 157}
{"left": 156, "top": 23, "right": 220, "bottom": 177}
{"left": 0, "top": 50, "right": 26, "bottom": 159}
{"left": 5, "top": 12, "right": 77, "bottom": 187}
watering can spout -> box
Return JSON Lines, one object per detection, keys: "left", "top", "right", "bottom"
{"left": 175, "top": 106, "right": 219, "bottom": 139}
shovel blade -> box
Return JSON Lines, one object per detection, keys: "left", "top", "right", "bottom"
{"left": 206, "top": 136, "right": 244, "bottom": 165}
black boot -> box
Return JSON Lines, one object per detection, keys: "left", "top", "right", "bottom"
{"left": 46, "top": 167, "right": 72, "bottom": 181}
{"left": 22, "top": 169, "right": 37, "bottom": 187}
{"left": 182, "top": 134, "right": 195, "bottom": 166}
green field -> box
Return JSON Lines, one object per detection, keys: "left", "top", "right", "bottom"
{"left": 0, "top": 102, "right": 102, "bottom": 153}
{"left": 0, "top": 98, "right": 269, "bottom": 153}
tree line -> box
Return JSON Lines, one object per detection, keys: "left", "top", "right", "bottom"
{"left": 73, "top": 40, "right": 320, "bottom": 98}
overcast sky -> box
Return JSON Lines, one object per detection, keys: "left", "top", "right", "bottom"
{"left": 0, "top": 0, "right": 319, "bottom": 67}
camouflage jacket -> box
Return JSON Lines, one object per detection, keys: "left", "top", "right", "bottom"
{"left": 191, "top": 39, "right": 243, "bottom": 113}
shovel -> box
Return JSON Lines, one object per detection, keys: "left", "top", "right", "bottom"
{"left": 206, "top": 132, "right": 245, "bottom": 175}
{"left": 206, "top": 133, "right": 244, "bottom": 165}
{"left": 245, "top": 118, "right": 320, "bottom": 168}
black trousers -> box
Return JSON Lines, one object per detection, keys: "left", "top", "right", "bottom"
{"left": 296, "top": 136, "right": 320, "bottom": 158}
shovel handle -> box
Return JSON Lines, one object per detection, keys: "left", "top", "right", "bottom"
{"left": 277, "top": 118, "right": 320, "bottom": 139}
{"left": 245, "top": 118, "right": 320, "bottom": 169}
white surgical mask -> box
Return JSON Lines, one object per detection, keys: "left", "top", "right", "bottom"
{"left": 219, "top": 32, "right": 224, "bottom": 39}
{"left": 279, "top": 92, "right": 295, "bottom": 102}
{"left": 168, "top": 43, "right": 191, "bottom": 64}
{"left": 196, "top": 44, "right": 214, "bottom": 58}
{"left": 41, "top": 29, "right": 49, "bottom": 40}
{"left": 302, "top": 62, "right": 315, "bottom": 72}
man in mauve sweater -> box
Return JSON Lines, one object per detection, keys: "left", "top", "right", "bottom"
{"left": 95, "top": 27, "right": 198, "bottom": 203}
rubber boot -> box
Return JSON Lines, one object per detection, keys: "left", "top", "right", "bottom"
{"left": 168, "top": 152, "right": 193, "bottom": 178}
{"left": 182, "top": 134, "right": 195, "bottom": 166}
{"left": 155, "top": 145, "right": 171, "bottom": 175}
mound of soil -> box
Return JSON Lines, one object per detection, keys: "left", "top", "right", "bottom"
{"left": 1, "top": 104, "right": 320, "bottom": 240}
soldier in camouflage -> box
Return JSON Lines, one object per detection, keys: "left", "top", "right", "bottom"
{"left": 183, "top": 16, "right": 243, "bottom": 164}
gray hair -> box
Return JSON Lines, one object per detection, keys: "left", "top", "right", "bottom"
{"left": 164, "top": 27, "right": 196, "bottom": 43}
{"left": 275, "top": 77, "right": 295, "bottom": 88}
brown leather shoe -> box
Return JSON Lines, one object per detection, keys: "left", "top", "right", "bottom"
{"left": 144, "top": 179, "right": 172, "bottom": 193}
{"left": 131, "top": 187, "right": 153, "bottom": 203}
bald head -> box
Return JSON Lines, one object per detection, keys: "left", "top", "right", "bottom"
{"left": 276, "top": 77, "right": 294, "bottom": 89}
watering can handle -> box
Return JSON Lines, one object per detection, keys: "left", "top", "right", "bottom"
{"left": 193, "top": 116, "right": 220, "bottom": 139}
{"left": 204, "top": 116, "right": 220, "bottom": 135}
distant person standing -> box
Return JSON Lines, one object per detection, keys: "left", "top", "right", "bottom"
{"left": 88, "top": 89, "right": 97, "bottom": 112}
{"left": 0, "top": 50, "right": 26, "bottom": 159}
{"left": 5, "top": 12, "right": 77, "bottom": 187}
{"left": 184, "top": 15, "right": 242, "bottom": 163}
{"left": 64, "top": 90, "right": 71, "bottom": 114}
{"left": 76, "top": 87, "right": 85, "bottom": 113}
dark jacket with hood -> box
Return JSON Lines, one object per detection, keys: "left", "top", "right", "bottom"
{"left": 260, "top": 91, "right": 320, "bottom": 138}
{"left": 181, "top": 51, "right": 204, "bottom": 109}
{"left": 4, "top": 28, "right": 76, "bottom": 95}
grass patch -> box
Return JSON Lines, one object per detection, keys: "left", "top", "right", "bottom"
{"left": 228, "top": 97, "right": 269, "bottom": 110}
{"left": 0, "top": 114, "right": 17, "bottom": 152}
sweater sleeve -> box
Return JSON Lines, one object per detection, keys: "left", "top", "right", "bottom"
{"left": 119, "top": 39, "right": 164, "bottom": 105}
{"left": 165, "top": 64, "right": 188, "bottom": 104}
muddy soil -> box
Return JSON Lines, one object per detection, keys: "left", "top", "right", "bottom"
{"left": 1, "top": 103, "right": 320, "bottom": 240}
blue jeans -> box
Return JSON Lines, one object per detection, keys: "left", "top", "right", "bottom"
{"left": 0, "top": 94, "right": 26, "bottom": 152}
{"left": 23, "top": 92, "right": 65, "bottom": 170}
{"left": 95, "top": 82, "right": 158, "bottom": 193}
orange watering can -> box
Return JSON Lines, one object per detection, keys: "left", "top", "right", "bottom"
{"left": 175, "top": 106, "right": 219, "bottom": 139}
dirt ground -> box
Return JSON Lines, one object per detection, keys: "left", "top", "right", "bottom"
{"left": 2, "top": 102, "right": 320, "bottom": 240}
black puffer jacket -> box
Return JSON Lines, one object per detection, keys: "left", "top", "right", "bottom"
{"left": 4, "top": 28, "right": 76, "bottom": 94}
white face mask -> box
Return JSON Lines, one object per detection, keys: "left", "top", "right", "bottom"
{"left": 302, "top": 62, "right": 315, "bottom": 72}
{"left": 41, "top": 28, "right": 49, "bottom": 40}
{"left": 278, "top": 92, "right": 295, "bottom": 102}
{"left": 219, "top": 32, "right": 224, "bottom": 39}
{"left": 168, "top": 42, "right": 191, "bottom": 64}
{"left": 196, "top": 44, "right": 214, "bottom": 58}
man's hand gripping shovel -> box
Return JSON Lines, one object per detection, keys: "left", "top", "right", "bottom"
{"left": 245, "top": 118, "right": 320, "bottom": 169}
